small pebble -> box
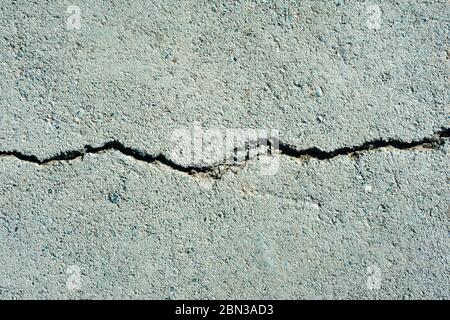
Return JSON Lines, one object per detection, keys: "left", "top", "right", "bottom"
{"left": 75, "top": 109, "right": 85, "bottom": 118}
{"left": 314, "top": 87, "right": 323, "bottom": 97}
{"left": 108, "top": 192, "right": 121, "bottom": 204}
{"left": 280, "top": 105, "right": 289, "bottom": 112}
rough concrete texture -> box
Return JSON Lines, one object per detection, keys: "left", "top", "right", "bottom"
{"left": 1, "top": 0, "right": 449, "bottom": 161}
{"left": 0, "top": 0, "right": 449, "bottom": 299}
{"left": 1, "top": 146, "right": 449, "bottom": 299}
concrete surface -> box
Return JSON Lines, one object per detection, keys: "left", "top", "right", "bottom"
{"left": 0, "top": 0, "right": 449, "bottom": 299}
{"left": 1, "top": 0, "right": 449, "bottom": 160}
{"left": 0, "top": 146, "right": 449, "bottom": 299}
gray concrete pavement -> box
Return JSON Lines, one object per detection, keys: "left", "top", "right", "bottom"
{"left": 1, "top": 0, "right": 448, "bottom": 160}
{"left": 1, "top": 145, "right": 449, "bottom": 299}
{"left": 0, "top": 0, "right": 449, "bottom": 299}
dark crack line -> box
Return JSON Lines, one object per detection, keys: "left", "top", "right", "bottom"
{"left": 0, "top": 128, "right": 448, "bottom": 178}
{"left": 0, "top": 141, "right": 201, "bottom": 174}
{"left": 276, "top": 127, "right": 449, "bottom": 160}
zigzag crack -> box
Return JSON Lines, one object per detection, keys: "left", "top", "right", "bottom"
{"left": 0, "top": 128, "right": 448, "bottom": 178}
{"left": 276, "top": 127, "right": 449, "bottom": 160}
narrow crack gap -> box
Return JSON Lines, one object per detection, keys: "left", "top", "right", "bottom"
{"left": 0, "top": 128, "right": 448, "bottom": 179}
{"left": 277, "top": 127, "right": 449, "bottom": 160}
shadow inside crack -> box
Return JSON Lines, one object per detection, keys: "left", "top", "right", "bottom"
{"left": 0, "top": 127, "right": 448, "bottom": 179}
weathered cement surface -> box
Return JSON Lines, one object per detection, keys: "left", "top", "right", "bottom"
{"left": 0, "top": 0, "right": 448, "bottom": 300}
{"left": 0, "top": 145, "right": 448, "bottom": 299}
{"left": 1, "top": 0, "right": 448, "bottom": 162}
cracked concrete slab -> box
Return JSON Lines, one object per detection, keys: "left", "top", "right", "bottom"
{"left": 0, "top": 0, "right": 449, "bottom": 300}
{"left": 0, "top": 145, "right": 448, "bottom": 299}
{"left": 1, "top": 127, "right": 448, "bottom": 178}
{"left": 1, "top": 0, "right": 449, "bottom": 161}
